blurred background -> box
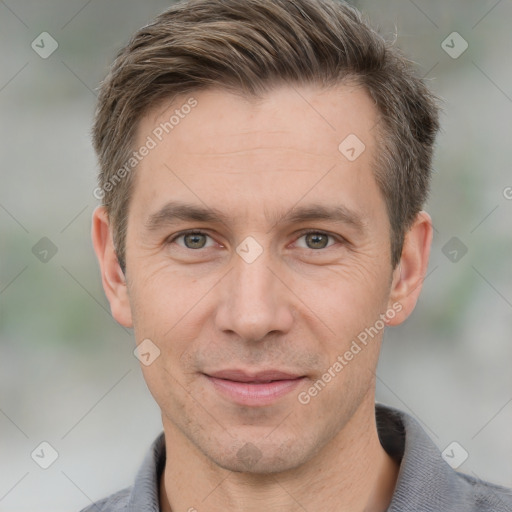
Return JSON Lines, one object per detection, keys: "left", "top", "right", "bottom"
{"left": 0, "top": 0, "right": 511, "bottom": 510}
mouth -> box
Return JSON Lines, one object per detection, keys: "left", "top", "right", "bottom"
{"left": 204, "top": 369, "right": 306, "bottom": 406}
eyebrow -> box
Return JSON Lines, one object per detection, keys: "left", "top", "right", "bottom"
{"left": 144, "top": 200, "right": 366, "bottom": 233}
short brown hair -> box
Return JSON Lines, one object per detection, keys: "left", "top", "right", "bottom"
{"left": 92, "top": 0, "right": 440, "bottom": 272}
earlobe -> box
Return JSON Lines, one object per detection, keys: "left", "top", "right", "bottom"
{"left": 91, "top": 206, "right": 133, "bottom": 328}
{"left": 386, "top": 211, "right": 433, "bottom": 326}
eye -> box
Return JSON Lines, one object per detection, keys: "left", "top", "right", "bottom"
{"left": 169, "top": 230, "right": 216, "bottom": 249}
{"left": 294, "top": 231, "right": 338, "bottom": 250}
{"left": 167, "top": 229, "right": 342, "bottom": 252}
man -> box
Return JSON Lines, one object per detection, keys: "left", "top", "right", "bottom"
{"left": 87, "top": 0, "right": 512, "bottom": 510}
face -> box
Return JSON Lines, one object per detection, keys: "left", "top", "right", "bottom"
{"left": 119, "top": 84, "right": 401, "bottom": 473}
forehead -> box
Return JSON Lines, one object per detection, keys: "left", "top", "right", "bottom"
{"left": 129, "top": 84, "right": 383, "bottom": 226}
{"left": 139, "top": 84, "right": 377, "bottom": 159}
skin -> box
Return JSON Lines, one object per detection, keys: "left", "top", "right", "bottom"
{"left": 92, "top": 84, "right": 432, "bottom": 512}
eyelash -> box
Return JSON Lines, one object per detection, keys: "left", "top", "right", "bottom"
{"left": 166, "top": 229, "right": 343, "bottom": 250}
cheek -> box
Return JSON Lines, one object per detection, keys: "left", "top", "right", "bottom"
{"left": 302, "top": 260, "right": 391, "bottom": 336}
{"left": 128, "top": 266, "right": 220, "bottom": 396}
{"left": 129, "top": 263, "right": 205, "bottom": 336}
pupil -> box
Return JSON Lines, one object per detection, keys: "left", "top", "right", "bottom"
{"left": 307, "top": 233, "right": 327, "bottom": 249}
{"left": 185, "top": 233, "right": 205, "bottom": 248}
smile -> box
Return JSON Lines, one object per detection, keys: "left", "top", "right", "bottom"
{"left": 204, "top": 369, "right": 306, "bottom": 406}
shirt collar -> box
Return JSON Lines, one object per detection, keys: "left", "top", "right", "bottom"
{"left": 376, "top": 403, "right": 467, "bottom": 511}
{"left": 127, "top": 430, "right": 165, "bottom": 511}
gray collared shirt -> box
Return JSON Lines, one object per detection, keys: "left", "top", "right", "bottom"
{"left": 79, "top": 404, "right": 512, "bottom": 511}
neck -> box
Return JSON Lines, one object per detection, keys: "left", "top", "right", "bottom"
{"left": 160, "top": 397, "right": 399, "bottom": 512}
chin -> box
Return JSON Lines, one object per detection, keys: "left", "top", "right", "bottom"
{"left": 213, "top": 449, "right": 303, "bottom": 475}
{"left": 201, "top": 431, "right": 317, "bottom": 475}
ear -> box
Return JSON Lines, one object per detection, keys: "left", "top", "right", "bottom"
{"left": 385, "top": 211, "right": 433, "bottom": 326}
{"left": 91, "top": 206, "right": 133, "bottom": 328}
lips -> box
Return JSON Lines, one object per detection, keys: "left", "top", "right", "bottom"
{"left": 204, "top": 369, "right": 305, "bottom": 406}
{"left": 207, "top": 369, "right": 302, "bottom": 383}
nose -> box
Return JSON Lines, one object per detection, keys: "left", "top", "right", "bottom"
{"left": 214, "top": 247, "right": 294, "bottom": 342}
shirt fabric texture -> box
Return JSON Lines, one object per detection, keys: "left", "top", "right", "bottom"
{"left": 79, "top": 403, "right": 512, "bottom": 511}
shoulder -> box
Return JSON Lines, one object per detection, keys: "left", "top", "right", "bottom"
{"left": 78, "top": 486, "right": 131, "bottom": 512}
{"left": 458, "top": 473, "right": 512, "bottom": 511}
{"left": 376, "top": 404, "right": 512, "bottom": 511}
